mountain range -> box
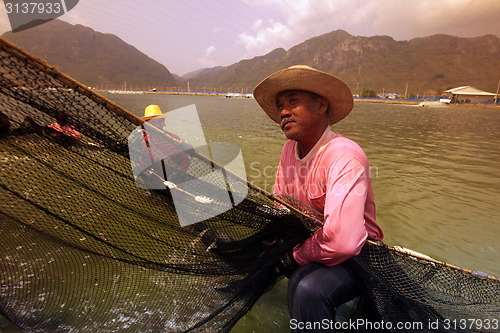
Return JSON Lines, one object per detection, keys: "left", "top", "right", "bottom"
{"left": 186, "top": 30, "right": 500, "bottom": 95}
{"left": 2, "top": 20, "right": 177, "bottom": 88}
{"left": 2, "top": 19, "right": 499, "bottom": 95}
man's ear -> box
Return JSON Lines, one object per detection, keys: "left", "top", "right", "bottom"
{"left": 317, "top": 97, "right": 329, "bottom": 116}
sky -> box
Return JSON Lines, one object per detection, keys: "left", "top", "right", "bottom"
{"left": 1, "top": 0, "right": 499, "bottom": 76}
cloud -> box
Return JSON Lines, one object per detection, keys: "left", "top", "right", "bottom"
{"left": 197, "top": 45, "right": 217, "bottom": 68}
{"left": 367, "top": 0, "right": 500, "bottom": 40}
{"left": 238, "top": 0, "right": 346, "bottom": 53}
{"left": 238, "top": 0, "right": 500, "bottom": 56}
{"left": 238, "top": 19, "right": 291, "bottom": 51}
{"left": 252, "top": 19, "right": 263, "bottom": 30}
{"left": 339, "top": 0, "right": 500, "bottom": 40}
{"left": 205, "top": 45, "right": 216, "bottom": 57}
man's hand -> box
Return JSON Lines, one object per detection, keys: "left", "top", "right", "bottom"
{"left": 277, "top": 251, "right": 299, "bottom": 278}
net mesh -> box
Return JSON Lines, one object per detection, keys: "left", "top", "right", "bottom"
{"left": 0, "top": 36, "right": 498, "bottom": 332}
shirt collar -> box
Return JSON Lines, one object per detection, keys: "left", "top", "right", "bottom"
{"left": 294, "top": 127, "right": 336, "bottom": 162}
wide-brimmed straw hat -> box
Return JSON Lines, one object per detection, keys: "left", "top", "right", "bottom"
{"left": 253, "top": 65, "right": 353, "bottom": 125}
{"left": 142, "top": 105, "right": 170, "bottom": 121}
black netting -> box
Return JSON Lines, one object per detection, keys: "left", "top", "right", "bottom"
{"left": 0, "top": 36, "right": 499, "bottom": 332}
{"left": 353, "top": 242, "right": 499, "bottom": 332}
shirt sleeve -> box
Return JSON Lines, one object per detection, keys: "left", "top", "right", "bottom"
{"left": 273, "top": 159, "right": 284, "bottom": 194}
{"left": 293, "top": 156, "right": 369, "bottom": 266}
{"left": 273, "top": 142, "right": 292, "bottom": 195}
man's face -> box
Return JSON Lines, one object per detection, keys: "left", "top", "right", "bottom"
{"left": 275, "top": 90, "right": 328, "bottom": 142}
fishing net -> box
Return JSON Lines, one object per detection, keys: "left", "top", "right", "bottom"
{"left": 0, "top": 36, "right": 498, "bottom": 332}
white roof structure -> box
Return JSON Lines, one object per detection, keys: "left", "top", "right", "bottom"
{"left": 444, "top": 86, "right": 496, "bottom": 96}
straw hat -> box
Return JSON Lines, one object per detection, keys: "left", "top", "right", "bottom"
{"left": 253, "top": 65, "right": 354, "bottom": 125}
{"left": 142, "top": 105, "right": 170, "bottom": 121}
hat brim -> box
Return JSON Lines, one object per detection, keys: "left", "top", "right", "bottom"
{"left": 253, "top": 66, "right": 353, "bottom": 125}
{"left": 141, "top": 114, "right": 170, "bottom": 121}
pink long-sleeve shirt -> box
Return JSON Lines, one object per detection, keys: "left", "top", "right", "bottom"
{"left": 273, "top": 128, "right": 383, "bottom": 266}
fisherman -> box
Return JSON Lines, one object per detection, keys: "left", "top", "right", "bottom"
{"left": 253, "top": 65, "right": 384, "bottom": 331}
{"left": 133, "top": 105, "right": 191, "bottom": 190}
{"left": 140, "top": 104, "right": 173, "bottom": 163}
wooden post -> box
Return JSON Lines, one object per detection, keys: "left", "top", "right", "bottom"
{"left": 495, "top": 79, "right": 499, "bottom": 105}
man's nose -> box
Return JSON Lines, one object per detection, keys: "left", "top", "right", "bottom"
{"left": 280, "top": 105, "right": 292, "bottom": 118}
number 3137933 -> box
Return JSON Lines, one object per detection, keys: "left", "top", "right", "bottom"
{"left": 5, "top": 2, "right": 63, "bottom": 14}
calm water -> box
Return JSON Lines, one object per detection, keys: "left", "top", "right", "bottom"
{"left": 106, "top": 93, "right": 500, "bottom": 332}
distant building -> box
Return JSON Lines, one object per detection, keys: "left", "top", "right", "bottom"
{"left": 443, "top": 86, "right": 497, "bottom": 104}
{"left": 385, "top": 93, "right": 399, "bottom": 99}
{"left": 377, "top": 92, "right": 399, "bottom": 99}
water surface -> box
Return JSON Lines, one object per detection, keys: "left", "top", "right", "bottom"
{"left": 106, "top": 93, "right": 500, "bottom": 332}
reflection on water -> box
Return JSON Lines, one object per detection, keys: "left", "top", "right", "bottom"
{"left": 336, "top": 104, "right": 500, "bottom": 278}
{"left": 106, "top": 93, "right": 500, "bottom": 332}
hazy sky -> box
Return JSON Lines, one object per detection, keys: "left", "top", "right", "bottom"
{"left": 1, "top": 0, "right": 499, "bottom": 75}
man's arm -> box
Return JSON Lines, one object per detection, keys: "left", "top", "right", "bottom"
{"left": 293, "top": 157, "right": 369, "bottom": 266}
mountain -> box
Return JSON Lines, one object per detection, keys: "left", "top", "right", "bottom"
{"left": 185, "top": 30, "right": 500, "bottom": 96}
{"left": 3, "top": 21, "right": 498, "bottom": 95}
{"left": 2, "top": 19, "right": 177, "bottom": 88}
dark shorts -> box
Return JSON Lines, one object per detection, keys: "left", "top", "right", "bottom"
{"left": 288, "top": 259, "right": 362, "bottom": 332}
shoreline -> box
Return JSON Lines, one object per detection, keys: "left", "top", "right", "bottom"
{"left": 99, "top": 90, "right": 500, "bottom": 109}
{"left": 355, "top": 98, "right": 500, "bottom": 109}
